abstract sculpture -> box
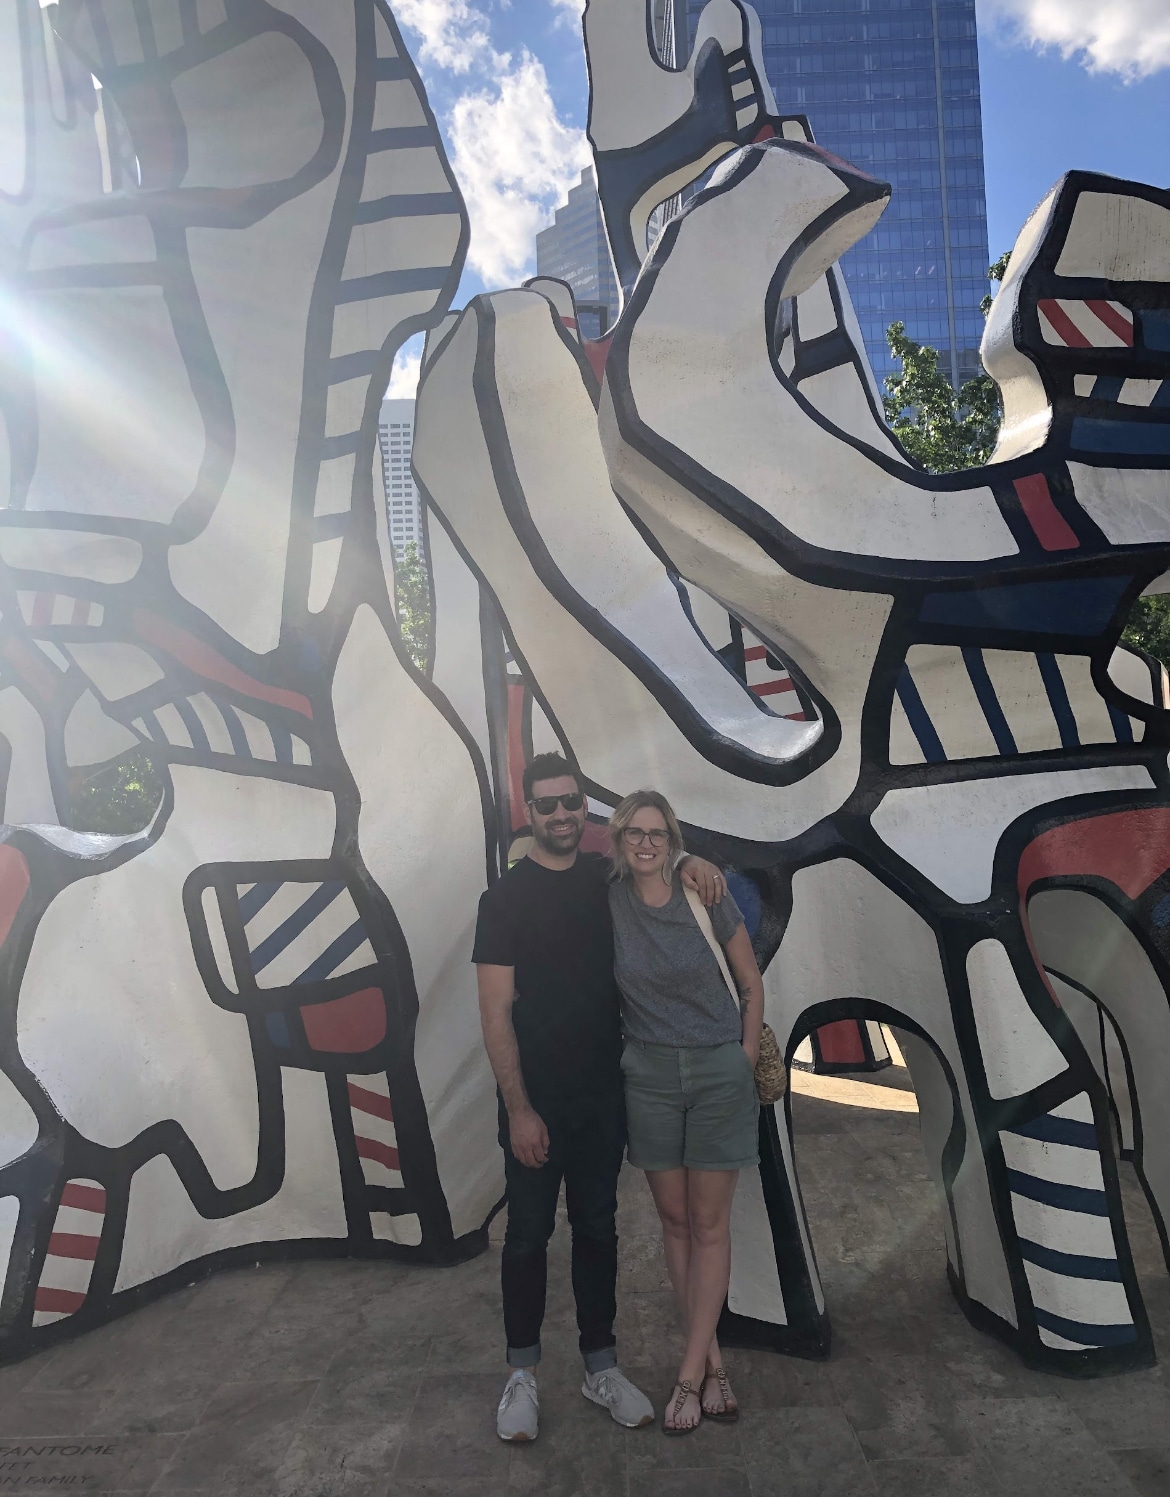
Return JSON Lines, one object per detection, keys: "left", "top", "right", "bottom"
{"left": 2, "top": 0, "right": 1170, "bottom": 1386}
{"left": 0, "top": 0, "right": 499, "bottom": 1357}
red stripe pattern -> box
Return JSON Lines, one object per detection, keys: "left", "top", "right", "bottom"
{"left": 1013, "top": 474, "right": 1079, "bottom": 552}
{"left": 743, "top": 633, "right": 806, "bottom": 720}
{"left": 348, "top": 1074, "right": 403, "bottom": 1188}
{"left": 18, "top": 592, "right": 103, "bottom": 629}
{"left": 1038, "top": 299, "right": 1134, "bottom": 350}
{"left": 34, "top": 1180, "right": 105, "bottom": 1326}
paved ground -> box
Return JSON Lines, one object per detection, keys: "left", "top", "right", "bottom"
{"left": 3, "top": 1059, "right": 1170, "bottom": 1495}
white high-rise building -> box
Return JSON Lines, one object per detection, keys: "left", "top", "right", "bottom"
{"left": 378, "top": 397, "right": 422, "bottom": 560}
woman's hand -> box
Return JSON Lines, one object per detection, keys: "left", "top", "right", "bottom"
{"left": 742, "top": 1041, "right": 760, "bottom": 1071}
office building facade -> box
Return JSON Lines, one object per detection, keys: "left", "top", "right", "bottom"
{"left": 679, "top": 0, "right": 990, "bottom": 388}
{"left": 535, "top": 166, "right": 622, "bottom": 339}
{"left": 378, "top": 398, "right": 422, "bottom": 561}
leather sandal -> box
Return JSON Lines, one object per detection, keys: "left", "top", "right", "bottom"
{"left": 662, "top": 1379, "right": 701, "bottom": 1435}
{"left": 700, "top": 1366, "right": 739, "bottom": 1423}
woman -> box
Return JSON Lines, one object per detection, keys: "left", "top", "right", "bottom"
{"left": 608, "top": 789, "right": 765, "bottom": 1435}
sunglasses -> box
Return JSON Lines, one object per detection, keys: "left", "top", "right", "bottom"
{"left": 620, "top": 826, "right": 670, "bottom": 847}
{"left": 528, "top": 792, "right": 585, "bottom": 816}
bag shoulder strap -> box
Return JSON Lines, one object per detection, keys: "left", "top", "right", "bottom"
{"left": 682, "top": 885, "right": 739, "bottom": 1010}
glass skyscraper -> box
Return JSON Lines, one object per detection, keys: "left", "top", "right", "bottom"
{"left": 680, "top": 0, "right": 990, "bottom": 388}
{"left": 535, "top": 166, "right": 622, "bottom": 339}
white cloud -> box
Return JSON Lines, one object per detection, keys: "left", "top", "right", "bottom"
{"left": 394, "top": 0, "right": 591, "bottom": 289}
{"left": 387, "top": 337, "right": 423, "bottom": 400}
{"left": 449, "top": 53, "right": 592, "bottom": 287}
{"left": 984, "top": 0, "right": 1170, "bottom": 79}
{"left": 390, "top": 0, "right": 494, "bottom": 74}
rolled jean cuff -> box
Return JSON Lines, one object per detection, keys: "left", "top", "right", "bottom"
{"left": 507, "top": 1342, "right": 541, "bottom": 1369}
{"left": 582, "top": 1344, "right": 618, "bottom": 1374}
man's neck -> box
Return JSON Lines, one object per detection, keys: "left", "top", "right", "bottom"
{"left": 526, "top": 844, "right": 580, "bottom": 872}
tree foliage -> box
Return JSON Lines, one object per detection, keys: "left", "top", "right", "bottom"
{"left": 882, "top": 322, "right": 1002, "bottom": 472}
{"left": 395, "top": 539, "right": 432, "bottom": 672}
{"left": 69, "top": 749, "right": 165, "bottom": 835}
{"left": 882, "top": 250, "right": 1170, "bottom": 667}
{"left": 1123, "top": 595, "right": 1170, "bottom": 669}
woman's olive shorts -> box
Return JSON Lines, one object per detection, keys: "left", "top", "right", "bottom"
{"left": 621, "top": 1038, "right": 760, "bottom": 1172}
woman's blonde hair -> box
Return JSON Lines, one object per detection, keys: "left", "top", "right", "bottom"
{"left": 608, "top": 789, "right": 685, "bottom": 881}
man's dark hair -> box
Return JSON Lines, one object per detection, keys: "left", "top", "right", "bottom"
{"left": 523, "top": 752, "right": 582, "bottom": 803}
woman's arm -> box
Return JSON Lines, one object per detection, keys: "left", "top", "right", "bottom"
{"left": 724, "top": 924, "right": 765, "bottom": 1068}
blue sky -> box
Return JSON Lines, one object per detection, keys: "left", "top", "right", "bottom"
{"left": 388, "top": 0, "right": 1170, "bottom": 391}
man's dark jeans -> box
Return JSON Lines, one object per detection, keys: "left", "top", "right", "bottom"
{"left": 499, "top": 1089, "right": 626, "bottom": 1373}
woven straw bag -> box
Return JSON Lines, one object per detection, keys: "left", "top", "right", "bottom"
{"left": 683, "top": 886, "right": 787, "bottom": 1106}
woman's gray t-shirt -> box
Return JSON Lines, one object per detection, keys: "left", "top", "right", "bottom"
{"left": 609, "top": 878, "right": 744, "bottom": 1047}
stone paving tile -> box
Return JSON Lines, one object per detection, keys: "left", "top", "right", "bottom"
{"left": 305, "top": 1341, "right": 428, "bottom": 1428}
{"left": 959, "top": 1395, "right": 1144, "bottom": 1496}
{"left": 392, "top": 1372, "right": 513, "bottom": 1482}
{"left": 0, "top": 1391, "right": 112, "bottom": 1437}
{"left": 7, "top": 1075, "right": 1170, "bottom": 1495}
{"left": 1056, "top": 1366, "right": 1170, "bottom": 1450}
{"left": 153, "top": 1378, "right": 319, "bottom": 1491}
{"left": 1111, "top": 1446, "right": 1170, "bottom": 1497}
{"left": 639, "top": 1471, "right": 753, "bottom": 1497}
{"left": 0, "top": 1433, "right": 183, "bottom": 1492}
{"left": 827, "top": 1349, "right": 973, "bottom": 1460}
{"left": 505, "top": 1377, "right": 631, "bottom": 1497}
{"left": 867, "top": 1454, "right": 997, "bottom": 1496}
{"left": 272, "top": 1420, "right": 404, "bottom": 1497}
{"left": 741, "top": 1404, "right": 876, "bottom": 1497}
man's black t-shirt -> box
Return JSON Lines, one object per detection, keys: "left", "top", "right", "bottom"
{"left": 472, "top": 852, "right": 622, "bottom": 1104}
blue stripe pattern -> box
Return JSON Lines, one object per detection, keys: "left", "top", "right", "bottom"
{"left": 1006, "top": 1112, "right": 1098, "bottom": 1149}
{"left": 1034, "top": 1306, "right": 1136, "bottom": 1347}
{"left": 961, "top": 647, "right": 1017, "bottom": 755}
{"left": 174, "top": 696, "right": 209, "bottom": 754}
{"left": 354, "top": 192, "right": 461, "bottom": 225}
{"left": 248, "top": 882, "right": 345, "bottom": 974}
{"left": 897, "top": 647, "right": 1135, "bottom": 764}
{"left": 1019, "top": 1237, "right": 1122, "bottom": 1282}
{"left": 297, "top": 921, "right": 371, "bottom": 984}
{"left": 239, "top": 881, "right": 281, "bottom": 924}
{"left": 1006, "top": 1168, "right": 1109, "bottom": 1215}
{"left": 1107, "top": 702, "right": 1135, "bottom": 745}
{"left": 336, "top": 267, "right": 451, "bottom": 303}
{"left": 895, "top": 665, "right": 945, "bottom": 763}
{"left": 1036, "top": 652, "right": 1079, "bottom": 748}
{"left": 367, "top": 126, "right": 440, "bottom": 151}
{"left": 1071, "top": 418, "right": 1170, "bottom": 457}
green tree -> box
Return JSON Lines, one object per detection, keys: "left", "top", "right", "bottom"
{"left": 1123, "top": 594, "right": 1170, "bottom": 669}
{"left": 882, "top": 322, "right": 1002, "bottom": 472}
{"left": 395, "top": 539, "right": 432, "bottom": 672}
{"left": 883, "top": 252, "right": 1010, "bottom": 473}
{"left": 883, "top": 250, "right": 1170, "bottom": 668}
{"left": 69, "top": 748, "right": 165, "bottom": 835}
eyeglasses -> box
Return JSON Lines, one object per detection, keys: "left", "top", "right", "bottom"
{"left": 527, "top": 792, "right": 584, "bottom": 816}
{"left": 620, "top": 827, "right": 670, "bottom": 847}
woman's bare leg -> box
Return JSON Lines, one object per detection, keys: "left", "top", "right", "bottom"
{"left": 646, "top": 1168, "right": 736, "bottom": 1417}
{"left": 645, "top": 1168, "right": 691, "bottom": 1313}
{"left": 645, "top": 1168, "right": 701, "bottom": 1430}
{"left": 678, "top": 1169, "right": 739, "bottom": 1402}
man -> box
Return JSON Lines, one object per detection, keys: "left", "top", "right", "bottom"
{"left": 473, "top": 751, "right": 724, "bottom": 1442}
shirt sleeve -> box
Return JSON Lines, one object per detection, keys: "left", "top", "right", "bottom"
{"left": 710, "top": 888, "right": 745, "bottom": 947}
{"left": 471, "top": 885, "right": 516, "bottom": 967}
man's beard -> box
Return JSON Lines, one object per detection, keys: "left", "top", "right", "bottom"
{"left": 532, "top": 818, "right": 584, "bottom": 854}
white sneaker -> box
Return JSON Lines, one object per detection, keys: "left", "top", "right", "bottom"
{"left": 581, "top": 1366, "right": 655, "bottom": 1428}
{"left": 496, "top": 1368, "right": 539, "bottom": 1442}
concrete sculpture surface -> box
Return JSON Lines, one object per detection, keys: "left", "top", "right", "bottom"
{"left": 3, "top": 0, "right": 1170, "bottom": 1385}
{"left": 0, "top": 0, "right": 500, "bottom": 1359}
{"left": 415, "top": 0, "right": 1170, "bottom": 1377}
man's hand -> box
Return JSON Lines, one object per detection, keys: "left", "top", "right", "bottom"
{"left": 679, "top": 854, "right": 724, "bottom": 906}
{"left": 510, "top": 1105, "right": 550, "bottom": 1169}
